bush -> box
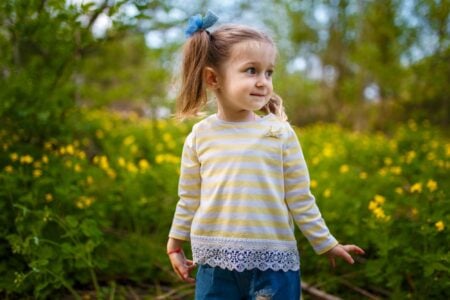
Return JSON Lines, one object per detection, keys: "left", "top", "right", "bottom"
{"left": 0, "top": 111, "right": 448, "bottom": 299}
{"left": 296, "top": 120, "right": 449, "bottom": 299}
{"left": 0, "top": 109, "right": 191, "bottom": 299}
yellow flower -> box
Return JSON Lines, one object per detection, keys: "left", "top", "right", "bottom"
{"left": 66, "top": 145, "right": 74, "bottom": 155}
{"left": 4, "top": 165, "right": 14, "bottom": 173}
{"left": 359, "top": 172, "right": 367, "bottom": 180}
{"left": 96, "top": 130, "right": 104, "bottom": 139}
{"left": 10, "top": 153, "right": 19, "bottom": 162}
{"left": 426, "top": 152, "right": 436, "bottom": 161}
{"left": 368, "top": 201, "right": 378, "bottom": 211}
{"left": 390, "top": 166, "right": 402, "bottom": 175}
{"left": 312, "top": 157, "right": 320, "bottom": 166}
{"left": 446, "top": 143, "right": 450, "bottom": 157}
{"left": 139, "top": 159, "right": 150, "bottom": 170}
{"left": 123, "top": 135, "right": 135, "bottom": 146}
{"left": 384, "top": 157, "right": 393, "bottom": 166}
{"left": 405, "top": 151, "right": 416, "bottom": 164}
{"left": 378, "top": 168, "right": 388, "bottom": 176}
{"left": 339, "top": 165, "right": 349, "bottom": 174}
{"left": 168, "top": 154, "right": 180, "bottom": 164}
{"left": 118, "top": 157, "right": 126, "bottom": 167}
{"left": 127, "top": 162, "right": 138, "bottom": 173}
{"left": 99, "top": 156, "right": 109, "bottom": 170}
{"left": 33, "top": 169, "right": 42, "bottom": 178}
{"left": 426, "top": 179, "right": 437, "bottom": 192}
{"left": 86, "top": 176, "right": 94, "bottom": 185}
{"left": 42, "top": 155, "right": 49, "bottom": 164}
{"left": 155, "top": 154, "right": 164, "bottom": 164}
{"left": 395, "top": 187, "right": 404, "bottom": 195}
{"left": 84, "top": 197, "right": 93, "bottom": 207}
{"left": 322, "top": 144, "right": 333, "bottom": 157}
{"left": 130, "top": 145, "right": 139, "bottom": 154}
{"left": 20, "top": 155, "right": 34, "bottom": 164}
{"left": 411, "top": 208, "right": 418, "bottom": 216}
{"left": 163, "top": 133, "right": 173, "bottom": 143}
{"left": 45, "top": 193, "right": 53, "bottom": 203}
{"left": 155, "top": 154, "right": 180, "bottom": 165}
{"left": 74, "top": 163, "right": 82, "bottom": 173}
{"left": 44, "top": 142, "right": 53, "bottom": 150}
{"left": 310, "top": 180, "right": 318, "bottom": 189}
{"left": 389, "top": 141, "right": 398, "bottom": 151}
{"left": 374, "top": 195, "right": 385, "bottom": 205}
{"left": 323, "top": 189, "right": 331, "bottom": 198}
{"left": 373, "top": 207, "right": 386, "bottom": 219}
{"left": 106, "top": 168, "right": 116, "bottom": 179}
{"left": 410, "top": 182, "right": 422, "bottom": 193}
{"left": 435, "top": 221, "right": 445, "bottom": 232}
{"left": 77, "top": 151, "right": 86, "bottom": 160}
{"left": 77, "top": 196, "right": 95, "bottom": 209}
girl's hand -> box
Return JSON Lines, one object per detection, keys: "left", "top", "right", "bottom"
{"left": 260, "top": 94, "right": 288, "bottom": 121}
{"left": 168, "top": 249, "right": 197, "bottom": 283}
{"left": 326, "top": 244, "right": 365, "bottom": 268}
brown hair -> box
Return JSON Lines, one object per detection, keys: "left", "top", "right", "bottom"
{"left": 176, "top": 24, "right": 287, "bottom": 121}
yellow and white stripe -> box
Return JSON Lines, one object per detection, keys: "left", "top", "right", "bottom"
{"left": 169, "top": 113, "right": 338, "bottom": 271}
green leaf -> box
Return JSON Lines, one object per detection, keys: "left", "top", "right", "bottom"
{"left": 65, "top": 216, "right": 78, "bottom": 228}
{"left": 61, "top": 243, "right": 73, "bottom": 255}
{"left": 80, "top": 219, "right": 102, "bottom": 238}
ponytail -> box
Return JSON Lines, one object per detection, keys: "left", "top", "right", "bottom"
{"left": 175, "top": 23, "right": 286, "bottom": 121}
{"left": 175, "top": 31, "right": 211, "bottom": 120}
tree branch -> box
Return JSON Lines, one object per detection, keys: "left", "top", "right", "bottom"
{"left": 301, "top": 281, "right": 342, "bottom": 300}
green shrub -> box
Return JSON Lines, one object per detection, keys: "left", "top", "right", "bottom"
{"left": 0, "top": 111, "right": 448, "bottom": 299}
{"left": 296, "top": 120, "right": 449, "bottom": 299}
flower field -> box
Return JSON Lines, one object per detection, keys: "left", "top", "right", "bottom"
{"left": 0, "top": 110, "right": 448, "bottom": 299}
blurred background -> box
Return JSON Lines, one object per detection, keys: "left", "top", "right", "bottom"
{"left": 0, "top": 0, "right": 448, "bottom": 299}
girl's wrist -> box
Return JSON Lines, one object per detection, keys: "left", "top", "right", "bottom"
{"left": 167, "top": 247, "right": 183, "bottom": 255}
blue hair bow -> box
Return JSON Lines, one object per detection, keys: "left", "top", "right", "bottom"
{"left": 185, "top": 10, "right": 219, "bottom": 37}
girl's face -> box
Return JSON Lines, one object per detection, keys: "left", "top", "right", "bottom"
{"left": 214, "top": 41, "right": 276, "bottom": 120}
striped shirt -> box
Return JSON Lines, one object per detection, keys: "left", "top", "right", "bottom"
{"left": 169, "top": 113, "right": 338, "bottom": 271}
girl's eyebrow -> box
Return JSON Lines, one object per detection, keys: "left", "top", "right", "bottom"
{"left": 241, "top": 61, "right": 275, "bottom": 68}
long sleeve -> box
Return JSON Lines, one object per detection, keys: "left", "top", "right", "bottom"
{"left": 168, "top": 130, "right": 201, "bottom": 241}
{"left": 283, "top": 125, "right": 338, "bottom": 254}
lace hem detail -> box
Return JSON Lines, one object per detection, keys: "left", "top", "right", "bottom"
{"left": 191, "top": 235, "right": 300, "bottom": 272}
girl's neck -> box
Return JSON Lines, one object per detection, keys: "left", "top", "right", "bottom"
{"left": 216, "top": 110, "right": 259, "bottom": 123}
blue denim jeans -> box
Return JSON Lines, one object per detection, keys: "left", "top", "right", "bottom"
{"left": 195, "top": 264, "right": 301, "bottom": 300}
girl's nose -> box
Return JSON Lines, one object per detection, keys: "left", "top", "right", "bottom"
{"left": 256, "top": 74, "right": 270, "bottom": 87}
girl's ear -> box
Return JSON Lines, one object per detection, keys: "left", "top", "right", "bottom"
{"left": 204, "top": 67, "right": 220, "bottom": 89}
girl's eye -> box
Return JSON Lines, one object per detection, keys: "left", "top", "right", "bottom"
{"left": 266, "top": 70, "right": 274, "bottom": 77}
{"left": 245, "top": 67, "right": 256, "bottom": 74}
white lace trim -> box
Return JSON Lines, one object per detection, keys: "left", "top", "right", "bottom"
{"left": 191, "top": 235, "right": 300, "bottom": 272}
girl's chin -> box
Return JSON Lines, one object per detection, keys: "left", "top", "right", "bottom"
{"left": 254, "top": 102, "right": 270, "bottom": 111}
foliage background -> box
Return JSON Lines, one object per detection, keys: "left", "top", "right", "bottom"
{"left": 0, "top": 0, "right": 448, "bottom": 299}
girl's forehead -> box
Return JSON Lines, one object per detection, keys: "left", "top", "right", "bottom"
{"left": 229, "top": 41, "right": 277, "bottom": 63}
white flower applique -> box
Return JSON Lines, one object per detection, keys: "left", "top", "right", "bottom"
{"left": 265, "top": 126, "right": 284, "bottom": 138}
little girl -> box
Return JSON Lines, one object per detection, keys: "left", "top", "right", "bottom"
{"left": 167, "top": 11, "right": 364, "bottom": 299}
